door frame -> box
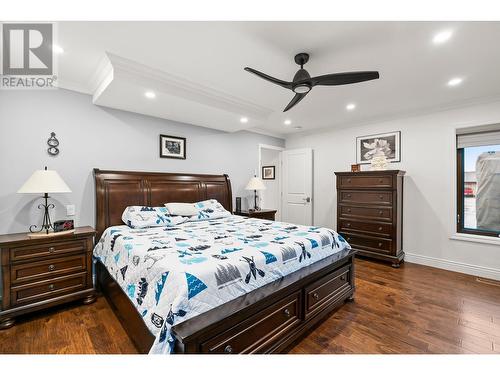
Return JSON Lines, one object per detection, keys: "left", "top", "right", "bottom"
{"left": 258, "top": 143, "right": 285, "bottom": 221}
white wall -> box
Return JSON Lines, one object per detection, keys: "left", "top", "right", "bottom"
{"left": 0, "top": 89, "right": 284, "bottom": 235}
{"left": 286, "top": 100, "right": 500, "bottom": 280}
{"left": 260, "top": 148, "right": 281, "bottom": 219}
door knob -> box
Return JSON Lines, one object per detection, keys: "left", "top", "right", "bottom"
{"left": 303, "top": 197, "right": 311, "bottom": 203}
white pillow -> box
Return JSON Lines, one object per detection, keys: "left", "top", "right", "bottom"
{"left": 188, "top": 199, "right": 232, "bottom": 221}
{"left": 164, "top": 202, "right": 198, "bottom": 217}
{"left": 122, "top": 206, "right": 188, "bottom": 228}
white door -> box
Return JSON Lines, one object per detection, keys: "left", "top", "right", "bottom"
{"left": 281, "top": 148, "right": 313, "bottom": 225}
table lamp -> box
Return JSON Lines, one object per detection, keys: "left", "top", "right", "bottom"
{"left": 17, "top": 166, "right": 71, "bottom": 235}
{"left": 245, "top": 175, "right": 266, "bottom": 211}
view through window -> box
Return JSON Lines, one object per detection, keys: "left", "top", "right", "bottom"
{"left": 458, "top": 141, "right": 500, "bottom": 236}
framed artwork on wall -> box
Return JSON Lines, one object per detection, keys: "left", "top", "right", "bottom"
{"left": 262, "top": 166, "right": 275, "bottom": 180}
{"left": 159, "top": 134, "right": 186, "bottom": 159}
{"left": 356, "top": 131, "right": 401, "bottom": 164}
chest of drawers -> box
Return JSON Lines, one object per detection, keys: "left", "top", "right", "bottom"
{"left": 334, "top": 170, "right": 405, "bottom": 267}
{"left": 0, "top": 226, "right": 96, "bottom": 329}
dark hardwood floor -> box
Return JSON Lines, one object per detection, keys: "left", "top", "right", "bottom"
{"left": 1, "top": 258, "right": 500, "bottom": 354}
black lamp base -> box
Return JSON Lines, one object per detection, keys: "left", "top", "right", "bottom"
{"left": 29, "top": 193, "right": 55, "bottom": 235}
{"left": 253, "top": 189, "right": 261, "bottom": 211}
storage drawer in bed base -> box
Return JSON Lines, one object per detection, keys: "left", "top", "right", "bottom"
{"left": 96, "top": 249, "right": 356, "bottom": 354}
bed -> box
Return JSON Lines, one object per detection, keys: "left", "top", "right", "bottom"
{"left": 93, "top": 169, "right": 356, "bottom": 354}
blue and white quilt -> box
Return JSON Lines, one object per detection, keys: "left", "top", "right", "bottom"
{"left": 93, "top": 215, "right": 350, "bottom": 354}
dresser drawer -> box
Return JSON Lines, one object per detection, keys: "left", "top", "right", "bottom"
{"left": 338, "top": 219, "right": 392, "bottom": 237}
{"left": 10, "top": 272, "right": 88, "bottom": 307}
{"left": 339, "top": 191, "right": 392, "bottom": 205}
{"left": 340, "top": 232, "right": 393, "bottom": 255}
{"left": 201, "top": 291, "right": 301, "bottom": 353}
{"left": 339, "top": 205, "right": 392, "bottom": 222}
{"left": 10, "top": 254, "right": 87, "bottom": 285}
{"left": 305, "top": 265, "right": 351, "bottom": 318}
{"left": 338, "top": 175, "right": 393, "bottom": 189}
{"left": 10, "top": 239, "right": 87, "bottom": 262}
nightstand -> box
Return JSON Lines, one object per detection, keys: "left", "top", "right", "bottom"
{"left": 0, "top": 226, "right": 96, "bottom": 329}
{"left": 234, "top": 209, "right": 277, "bottom": 221}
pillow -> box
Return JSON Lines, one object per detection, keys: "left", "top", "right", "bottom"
{"left": 121, "top": 206, "right": 188, "bottom": 228}
{"left": 188, "top": 199, "right": 232, "bottom": 222}
{"left": 164, "top": 202, "right": 198, "bottom": 217}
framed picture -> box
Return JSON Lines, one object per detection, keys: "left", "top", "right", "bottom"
{"left": 262, "top": 166, "right": 275, "bottom": 180}
{"left": 356, "top": 131, "right": 401, "bottom": 164}
{"left": 159, "top": 134, "right": 186, "bottom": 159}
{"left": 351, "top": 164, "right": 361, "bottom": 172}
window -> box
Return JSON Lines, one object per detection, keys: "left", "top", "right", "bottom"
{"left": 457, "top": 130, "right": 500, "bottom": 237}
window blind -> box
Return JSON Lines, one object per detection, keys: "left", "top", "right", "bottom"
{"left": 457, "top": 130, "right": 500, "bottom": 148}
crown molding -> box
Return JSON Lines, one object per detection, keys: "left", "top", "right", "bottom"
{"left": 91, "top": 52, "right": 273, "bottom": 122}
{"left": 246, "top": 127, "right": 285, "bottom": 139}
{"left": 287, "top": 93, "right": 500, "bottom": 139}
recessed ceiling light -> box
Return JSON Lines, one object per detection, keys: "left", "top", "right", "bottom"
{"left": 53, "top": 44, "right": 64, "bottom": 54}
{"left": 284, "top": 119, "right": 292, "bottom": 125}
{"left": 240, "top": 117, "right": 249, "bottom": 123}
{"left": 447, "top": 77, "right": 463, "bottom": 87}
{"left": 144, "top": 91, "right": 156, "bottom": 99}
{"left": 433, "top": 30, "right": 453, "bottom": 44}
{"left": 294, "top": 126, "right": 302, "bottom": 130}
{"left": 346, "top": 103, "right": 356, "bottom": 111}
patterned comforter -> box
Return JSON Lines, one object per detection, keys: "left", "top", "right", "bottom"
{"left": 93, "top": 215, "right": 350, "bottom": 354}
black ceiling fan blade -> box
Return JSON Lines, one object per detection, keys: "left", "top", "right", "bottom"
{"left": 283, "top": 93, "right": 308, "bottom": 112}
{"left": 244, "top": 67, "right": 293, "bottom": 90}
{"left": 309, "top": 71, "right": 380, "bottom": 86}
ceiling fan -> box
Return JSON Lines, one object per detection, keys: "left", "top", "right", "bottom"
{"left": 244, "top": 53, "right": 380, "bottom": 112}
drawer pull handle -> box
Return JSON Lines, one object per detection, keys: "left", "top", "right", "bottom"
{"left": 347, "top": 237, "right": 351, "bottom": 241}
{"left": 378, "top": 210, "right": 383, "bottom": 215}
{"left": 379, "top": 195, "right": 384, "bottom": 199}
{"left": 347, "top": 178, "right": 351, "bottom": 183}
{"left": 379, "top": 179, "right": 384, "bottom": 183}
{"left": 347, "top": 208, "right": 351, "bottom": 213}
{"left": 224, "top": 345, "right": 233, "bottom": 354}
{"left": 48, "top": 264, "right": 56, "bottom": 271}
{"left": 283, "top": 308, "right": 291, "bottom": 318}
{"left": 313, "top": 292, "right": 320, "bottom": 300}
{"left": 347, "top": 194, "right": 351, "bottom": 198}
{"left": 378, "top": 226, "right": 383, "bottom": 231}
{"left": 378, "top": 242, "right": 383, "bottom": 247}
{"left": 48, "top": 284, "right": 55, "bottom": 291}
{"left": 346, "top": 223, "right": 351, "bottom": 227}
{"left": 340, "top": 275, "right": 346, "bottom": 281}
{"left": 48, "top": 247, "right": 55, "bottom": 253}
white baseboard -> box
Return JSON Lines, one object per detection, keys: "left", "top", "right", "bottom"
{"left": 405, "top": 252, "right": 500, "bottom": 281}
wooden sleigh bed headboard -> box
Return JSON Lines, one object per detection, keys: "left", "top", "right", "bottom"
{"left": 93, "top": 169, "right": 233, "bottom": 239}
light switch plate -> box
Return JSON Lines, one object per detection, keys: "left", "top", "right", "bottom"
{"left": 66, "top": 204, "right": 76, "bottom": 216}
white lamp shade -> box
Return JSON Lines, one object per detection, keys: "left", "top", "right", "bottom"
{"left": 245, "top": 176, "right": 266, "bottom": 191}
{"left": 17, "top": 169, "right": 71, "bottom": 194}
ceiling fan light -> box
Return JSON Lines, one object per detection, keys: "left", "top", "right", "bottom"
{"left": 293, "top": 84, "right": 311, "bottom": 94}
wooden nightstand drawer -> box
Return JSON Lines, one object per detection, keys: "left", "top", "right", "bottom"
{"left": 11, "top": 254, "right": 87, "bottom": 285}
{"left": 10, "top": 272, "right": 88, "bottom": 307}
{"left": 0, "top": 226, "right": 96, "bottom": 329}
{"left": 234, "top": 209, "right": 277, "bottom": 221}
{"left": 10, "top": 239, "right": 87, "bottom": 263}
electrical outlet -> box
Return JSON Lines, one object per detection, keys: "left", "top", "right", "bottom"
{"left": 66, "top": 204, "right": 76, "bottom": 216}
